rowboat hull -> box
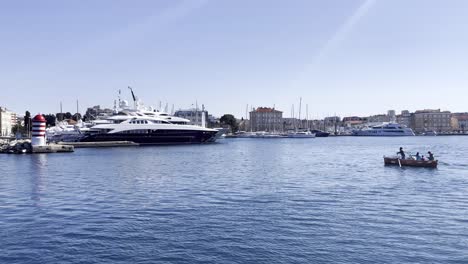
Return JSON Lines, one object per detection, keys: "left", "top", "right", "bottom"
{"left": 384, "top": 157, "right": 438, "bottom": 168}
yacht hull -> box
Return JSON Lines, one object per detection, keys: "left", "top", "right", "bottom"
{"left": 352, "top": 132, "right": 415, "bottom": 136}
{"left": 285, "top": 135, "right": 316, "bottom": 138}
{"left": 81, "top": 130, "right": 218, "bottom": 145}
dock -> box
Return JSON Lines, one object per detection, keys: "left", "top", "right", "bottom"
{"left": 1, "top": 140, "right": 74, "bottom": 154}
{"left": 32, "top": 144, "right": 74, "bottom": 153}
{"left": 58, "top": 141, "right": 139, "bottom": 148}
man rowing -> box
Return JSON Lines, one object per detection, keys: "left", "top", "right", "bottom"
{"left": 397, "top": 147, "right": 405, "bottom": 159}
{"left": 428, "top": 151, "right": 435, "bottom": 161}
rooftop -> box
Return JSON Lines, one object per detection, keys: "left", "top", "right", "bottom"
{"left": 252, "top": 107, "right": 282, "bottom": 113}
{"left": 414, "top": 109, "right": 450, "bottom": 114}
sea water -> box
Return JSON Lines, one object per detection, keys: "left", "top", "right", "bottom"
{"left": 1, "top": 137, "right": 467, "bottom": 263}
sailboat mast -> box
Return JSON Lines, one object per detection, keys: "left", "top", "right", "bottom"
{"left": 273, "top": 104, "right": 276, "bottom": 132}
{"left": 246, "top": 104, "right": 249, "bottom": 131}
{"left": 251, "top": 106, "right": 253, "bottom": 132}
{"left": 334, "top": 112, "right": 337, "bottom": 135}
{"left": 292, "top": 104, "right": 295, "bottom": 130}
{"left": 299, "top": 97, "right": 302, "bottom": 125}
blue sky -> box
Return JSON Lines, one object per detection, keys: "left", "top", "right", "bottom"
{"left": 1, "top": 0, "right": 468, "bottom": 119}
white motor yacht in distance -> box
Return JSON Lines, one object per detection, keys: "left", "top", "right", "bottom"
{"left": 285, "top": 130, "right": 316, "bottom": 138}
{"left": 352, "top": 123, "right": 415, "bottom": 136}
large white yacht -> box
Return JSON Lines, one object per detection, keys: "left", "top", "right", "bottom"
{"left": 352, "top": 123, "right": 415, "bottom": 136}
{"left": 81, "top": 115, "right": 220, "bottom": 144}
{"left": 48, "top": 89, "right": 223, "bottom": 144}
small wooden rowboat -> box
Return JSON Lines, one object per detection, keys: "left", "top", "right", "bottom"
{"left": 384, "top": 157, "right": 438, "bottom": 168}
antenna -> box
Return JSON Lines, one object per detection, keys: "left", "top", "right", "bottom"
{"left": 128, "top": 86, "right": 137, "bottom": 109}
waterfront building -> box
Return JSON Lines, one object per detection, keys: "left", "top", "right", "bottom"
{"left": 84, "top": 105, "right": 114, "bottom": 121}
{"left": 318, "top": 116, "right": 341, "bottom": 133}
{"left": 282, "top": 118, "right": 299, "bottom": 131}
{"left": 387, "top": 110, "right": 396, "bottom": 121}
{"left": 324, "top": 116, "right": 341, "bottom": 124}
{"left": 207, "top": 114, "right": 220, "bottom": 128}
{"left": 250, "top": 107, "right": 282, "bottom": 132}
{"left": 411, "top": 109, "right": 452, "bottom": 133}
{"left": 451, "top": 113, "right": 468, "bottom": 132}
{"left": 174, "top": 108, "right": 209, "bottom": 127}
{"left": 11, "top": 112, "right": 17, "bottom": 126}
{"left": 366, "top": 110, "right": 395, "bottom": 124}
{"left": 0, "top": 107, "right": 13, "bottom": 136}
{"left": 16, "top": 115, "right": 24, "bottom": 126}
{"left": 343, "top": 116, "right": 366, "bottom": 127}
{"left": 238, "top": 118, "right": 250, "bottom": 131}
{"left": 396, "top": 110, "right": 412, "bottom": 128}
{"left": 308, "top": 119, "right": 326, "bottom": 131}
{"left": 367, "top": 114, "right": 390, "bottom": 124}
{"left": 282, "top": 118, "right": 321, "bottom": 131}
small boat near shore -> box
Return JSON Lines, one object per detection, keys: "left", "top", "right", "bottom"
{"left": 310, "top": 129, "right": 330, "bottom": 137}
{"left": 284, "top": 130, "right": 316, "bottom": 138}
{"left": 232, "top": 131, "right": 285, "bottom": 138}
{"left": 384, "top": 157, "right": 438, "bottom": 168}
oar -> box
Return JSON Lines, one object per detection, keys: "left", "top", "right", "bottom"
{"left": 398, "top": 158, "right": 402, "bottom": 168}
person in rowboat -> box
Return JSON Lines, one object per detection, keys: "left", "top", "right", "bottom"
{"left": 428, "top": 151, "right": 435, "bottom": 161}
{"left": 397, "top": 147, "right": 406, "bottom": 159}
{"left": 415, "top": 152, "right": 421, "bottom": 160}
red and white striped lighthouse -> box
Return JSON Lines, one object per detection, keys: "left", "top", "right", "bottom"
{"left": 31, "top": 114, "right": 46, "bottom": 146}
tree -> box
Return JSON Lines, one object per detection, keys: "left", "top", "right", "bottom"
{"left": 64, "top": 112, "right": 72, "bottom": 119}
{"left": 56, "top": 113, "right": 65, "bottom": 122}
{"left": 220, "top": 114, "right": 239, "bottom": 132}
{"left": 24, "top": 111, "right": 31, "bottom": 134}
{"left": 72, "top": 113, "right": 82, "bottom": 121}
{"left": 44, "top": 114, "right": 56, "bottom": 127}
{"left": 12, "top": 123, "right": 26, "bottom": 136}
